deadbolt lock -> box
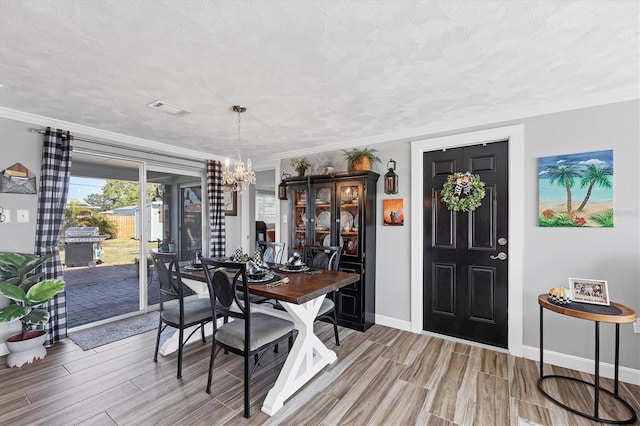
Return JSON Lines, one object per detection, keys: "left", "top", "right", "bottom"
{"left": 498, "top": 237, "right": 507, "bottom": 246}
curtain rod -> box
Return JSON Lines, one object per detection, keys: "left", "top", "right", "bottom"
{"left": 28, "top": 128, "right": 205, "bottom": 164}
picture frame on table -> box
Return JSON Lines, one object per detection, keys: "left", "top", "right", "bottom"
{"left": 223, "top": 187, "right": 237, "bottom": 216}
{"left": 569, "top": 277, "right": 609, "bottom": 306}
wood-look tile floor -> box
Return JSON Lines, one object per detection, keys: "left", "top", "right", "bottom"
{"left": 1, "top": 323, "right": 638, "bottom": 425}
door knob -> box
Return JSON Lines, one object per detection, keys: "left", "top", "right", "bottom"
{"left": 490, "top": 252, "right": 507, "bottom": 261}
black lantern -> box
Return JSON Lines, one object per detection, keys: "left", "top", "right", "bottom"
{"left": 278, "top": 172, "right": 290, "bottom": 200}
{"left": 384, "top": 159, "right": 398, "bottom": 194}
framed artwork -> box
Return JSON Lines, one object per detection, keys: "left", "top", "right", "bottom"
{"left": 538, "top": 149, "right": 613, "bottom": 227}
{"left": 223, "top": 187, "right": 237, "bottom": 216}
{"left": 569, "top": 278, "right": 609, "bottom": 306}
{"left": 383, "top": 198, "right": 404, "bottom": 226}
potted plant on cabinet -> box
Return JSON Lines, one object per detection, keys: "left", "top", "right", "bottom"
{"left": 290, "top": 157, "right": 311, "bottom": 177}
{"left": 343, "top": 148, "right": 382, "bottom": 172}
{"left": 0, "top": 252, "right": 65, "bottom": 367}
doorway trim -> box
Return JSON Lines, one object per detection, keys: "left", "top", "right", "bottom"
{"left": 410, "top": 125, "right": 525, "bottom": 356}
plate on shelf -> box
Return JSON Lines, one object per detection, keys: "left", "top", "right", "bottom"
{"left": 323, "top": 234, "right": 344, "bottom": 248}
{"left": 317, "top": 188, "right": 331, "bottom": 203}
{"left": 317, "top": 211, "right": 331, "bottom": 228}
{"left": 340, "top": 211, "right": 354, "bottom": 229}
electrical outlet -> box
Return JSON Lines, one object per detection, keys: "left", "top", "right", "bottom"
{"left": 1, "top": 209, "right": 9, "bottom": 223}
{"left": 283, "top": 214, "right": 287, "bottom": 224}
{"left": 634, "top": 320, "right": 640, "bottom": 334}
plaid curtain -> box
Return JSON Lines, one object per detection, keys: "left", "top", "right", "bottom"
{"left": 35, "top": 128, "right": 73, "bottom": 346}
{"left": 207, "top": 160, "right": 226, "bottom": 256}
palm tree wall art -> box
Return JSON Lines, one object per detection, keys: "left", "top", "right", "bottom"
{"left": 538, "top": 150, "right": 613, "bottom": 227}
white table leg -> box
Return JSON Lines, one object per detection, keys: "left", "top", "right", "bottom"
{"left": 261, "top": 295, "right": 337, "bottom": 416}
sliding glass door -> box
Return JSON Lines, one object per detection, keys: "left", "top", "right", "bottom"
{"left": 145, "top": 166, "right": 204, "bottom": 306}
{"left": 64, "top": 152, "right": 204, "bottom": 329}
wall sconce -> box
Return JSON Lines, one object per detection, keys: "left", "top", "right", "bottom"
{"left": 278, "top": 172, "right": 291, "bottom": 200}
{"left": 384, "top": 158, "right": 398, "bottom": 194}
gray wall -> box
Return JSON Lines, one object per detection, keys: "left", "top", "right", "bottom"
{"left": 0, "top": 118, "right": 42, "bottom": 253}
{"left": 281, "top": 100, "right": 639, "bottom": 370}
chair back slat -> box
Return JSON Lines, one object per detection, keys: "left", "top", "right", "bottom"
{"left": 200, "top": 257, "right": 249, "bottom": 318}
{"left": 256, "top": 241, "right": 286, "bottom": 264}
{"left": 151, "top": 251, "right": 186, "bottom": 302}
{"left": 307, "top": 245, "right": 341, "bottom": 271}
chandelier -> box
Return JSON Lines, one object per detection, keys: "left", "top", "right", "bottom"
{"left": 222, "top": 105, "right": 256, "bottom": 193}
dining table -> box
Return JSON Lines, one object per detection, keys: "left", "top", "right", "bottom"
{"left": 159, "top": 262, "right": 360, "bottom": 416}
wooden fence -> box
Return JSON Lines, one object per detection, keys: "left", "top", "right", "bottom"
{"left": 104, "top": 215, "right": 135, "bottom": 239}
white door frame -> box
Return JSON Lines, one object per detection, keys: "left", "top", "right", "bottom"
{"left": 410, "top": 125, "right": 525, "bottom": 356}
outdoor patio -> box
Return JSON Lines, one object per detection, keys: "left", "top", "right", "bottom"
{"left": 63, "top": 263, "right": 161, "bottom": 328}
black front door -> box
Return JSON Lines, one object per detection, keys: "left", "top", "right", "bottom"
{"left": 423, "top": 141, "right": 509, "bottom": 348}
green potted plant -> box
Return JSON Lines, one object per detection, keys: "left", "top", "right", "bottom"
{"left": 0, "top": 252, "right": 65, "bottom": 367}
{"left": 343, "top": 148, "right": 382, "bottom": 172}
{"left": 290, "top": 157, "right": 311, "bottom": 177}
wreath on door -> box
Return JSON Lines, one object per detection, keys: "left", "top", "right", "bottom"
{"left": 441, "top": 171, "right": 486, "bottom": 212}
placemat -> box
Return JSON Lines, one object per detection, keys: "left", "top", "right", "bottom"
{"left": 549, "top": 299, "right": 622, "bottom": 315}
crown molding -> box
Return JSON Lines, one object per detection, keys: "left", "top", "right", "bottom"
{"left": 257, "top": 88, "right": 639, "bottom": 165}
{"left": 0, "top": 107, "right": 223, "bottom": 162}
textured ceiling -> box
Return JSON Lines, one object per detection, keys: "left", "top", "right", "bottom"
{"left": 0, "top": 1, "right": 638, "bottom": 166}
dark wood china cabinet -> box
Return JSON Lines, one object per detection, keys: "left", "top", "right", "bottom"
{"left": 285, "top": 171, "right": 378, "bottom": 331}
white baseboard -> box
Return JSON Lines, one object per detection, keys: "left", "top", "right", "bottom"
{"left": 522, "top": 345, "right": 640, "bottom": 386}
{"left": 375, "top": 314, "right": 412, "bottom": 332}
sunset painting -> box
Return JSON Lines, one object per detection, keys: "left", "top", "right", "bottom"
{"left": 383, "top": 198, "right": 404, "bottom": 226}
{"left": 538, "top": 150, "right": 613, "bottom": 227}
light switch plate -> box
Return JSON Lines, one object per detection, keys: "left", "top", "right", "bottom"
{"left": 17, "top": 210, "right": 29, "bottom": 223}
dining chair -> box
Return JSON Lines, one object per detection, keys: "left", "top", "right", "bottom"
{"left": 151, "top": 251, "right": 213, "bottom": 379}
{"left": 256, "top": 241, "right": 286, "bottom": 264}
{"left": 306, "top": 245, "right": 342, "bottom": 346}
{"left": 200, "top": 256, "right": 295, "bottom": 418}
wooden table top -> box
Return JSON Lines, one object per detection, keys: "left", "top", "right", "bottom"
{"left": 182, "top": 267, "right": 360, "bottom": 305}
{"left": 538, "top": 294, "right": 637, "bottom": 323}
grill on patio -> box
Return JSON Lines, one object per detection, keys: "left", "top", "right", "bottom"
{"left": 60, "top": 227, "right": 107, "bottom": 267}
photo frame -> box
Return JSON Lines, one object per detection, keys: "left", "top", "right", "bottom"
{"left": 569, "top": 277, "right": 609, "bottom": 306}
{"left": 223, "top": 187, "right": 237, "bottom": 216}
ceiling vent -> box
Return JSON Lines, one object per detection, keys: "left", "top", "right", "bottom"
{"left": 146, "top": 100, "right": 191, "bottom": 117}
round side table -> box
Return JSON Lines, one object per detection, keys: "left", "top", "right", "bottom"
{"left": 537, "top": 294, "right": 637, "bottom": 424}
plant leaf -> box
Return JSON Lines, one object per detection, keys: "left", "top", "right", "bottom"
{"left": 22, "top": 309, "right": 49, "bottom": 325}
{"left": 26, "top": 279, "right": 65, "bottom": 304}
{"left": 0, "top": 304, "right": 30, "bottom": 322}
{"left": 0, "top": 282, "right": 28, "bottom": 302}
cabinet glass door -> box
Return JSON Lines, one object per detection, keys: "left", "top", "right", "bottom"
{"left": 337, "top": 182, "right": 361, "bottom": 257}
{"left": 291, "top": 186, "right": 308, "bottom": 252}
{"left": 312, "top": 184, "right": 333, "bottom": 247}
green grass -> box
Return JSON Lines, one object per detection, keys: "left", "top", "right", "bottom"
{"left": 60, "top": 238, "right": 143, "bottom": 266}
{"left": 100, "top": 238, "right": 142, "bottom": 265}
